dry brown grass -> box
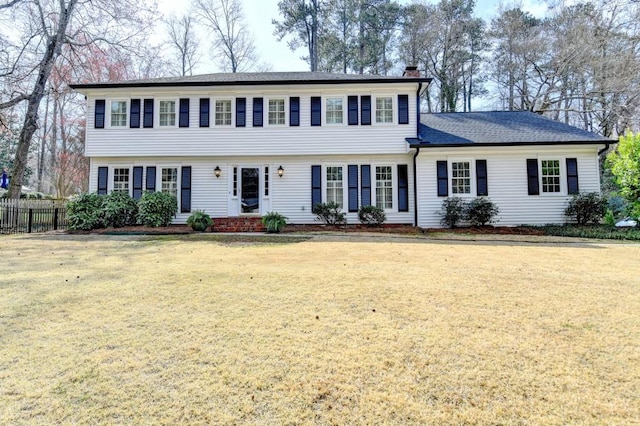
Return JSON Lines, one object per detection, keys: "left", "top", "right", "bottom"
{"left": 1, "top": 233, "right": 639, "bottom": 425}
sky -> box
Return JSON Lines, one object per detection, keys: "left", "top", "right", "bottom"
{"left": 156, "top": 0, "right": 550, "bottom": 73}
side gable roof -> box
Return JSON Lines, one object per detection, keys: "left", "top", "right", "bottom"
{"left": 408, "top": 111, "right": 611, "bottom": 147}
{"left": 70, "top": 71, "right": 430, "bottom": 90}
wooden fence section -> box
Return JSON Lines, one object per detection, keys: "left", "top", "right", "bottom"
{"left": 0, "top": 199, "right": 68, "bottom": 234}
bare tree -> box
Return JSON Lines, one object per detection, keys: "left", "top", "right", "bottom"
{"left": 193, "top": 0, "right": 258, "bottom": 72}
{"left": 0, "top": 0, "right": 156, "bottom": 199}
{"left": 165, "top": 14, "right": 200, "bottom": 76}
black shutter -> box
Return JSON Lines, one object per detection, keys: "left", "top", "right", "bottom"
{"left": 145, "top": 166, "right": 156, "bottom": 192}
{"left": 348, "top": 165, "right": 359, "bottom": 212}
{"left": 236, "top": 97, "right": 246, "bottom": 127}
{"left": 143, "top": 99, "right": 154, "bottom": 128}
{"left": 95, "top": 100, "right": 105, "bottom": 129}
{"left": 361, "top": 165, "right": 371, "bottom": 206}
{"left": 566, "top": 158, "right": 579, "bottom": 195}
{"left": 348, "top": 96, "right": 358, "bottom": 125}
{"left": 311, "top": 96, "right": 322, "bottom": 126}
{"left": 253, "top": 97, "right": 263, "bottom": 127}
{"left": 290, "top": 96, "right": 300, "bottom": 126}
{"left": 179, "top": 98, "right": 189, "bottom": 127}
{"left": 130, "top": 99, "right": 141, "bottom": 128}
{"left": 527, "top": 159, "right": 539, "bottom": 195}
{"left": 311, "top": 165, "right": 322, "bottom": 212}
{"left": 476, "top": 160, "right": 488, "bottom": 196}
{"left": 199, "top": 98, "right": 210, "bottom": 127}
{"left": 398, "top": 94, "right": 409, "bottom": 124}
{"left": 361, "top": 95, "right": 371, "bottom": 126}
{"left": 181, "top": 166, "right": 192, "bottom": 213}
{"left": 437, "top": 161, "right": 448, "bottom": 197}
{"left": 398, "top": 164, "right": 409, "bottom": 212}
{"left": 97, "top": 167, "right": 108, "bottom": 194}
{"left": 132, "top": 166, "right": 143, "bottom": 200}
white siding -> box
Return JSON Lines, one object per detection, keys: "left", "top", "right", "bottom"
{"left": 416, "top": 146, "right": 603, "bottom": 227}
{"left": 83, "top": 83, "right": 419, "bottom": 157}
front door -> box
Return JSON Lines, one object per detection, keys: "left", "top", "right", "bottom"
{"left": 241, "top": 168, "right": 260, "bottom": 214}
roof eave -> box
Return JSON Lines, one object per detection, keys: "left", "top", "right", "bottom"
{"left": 406, "top": 140, "right": 611, "bottom": 148}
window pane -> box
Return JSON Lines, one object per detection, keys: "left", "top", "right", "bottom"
{"left": 375, "top": 166, "right": 393, "bottom": 209}
{"left": 159, "top": 101, "right": 176, "bottom": 126}
{"left": 451, "top": 162, "right": 471, "bottom": 194}
{"left": 326, "top": 98, "right": 343, "bottom": 124}
{"left": 268, "top": 99, "right": 285, "bottom": 125}
{"left": 326, "top": 166, "right": 343, "bottom": 208}
{"left": 161, "top": 168, "right": 178, "bottom": 197}
{"left": 113, "top": 168, "right": 129, "bottom": 192}
{"left": 215, "top": 100, "right": 232, "bottom": 125}
{"left": 541, "top": 160, "right": 561, "bottom": 193}
{"left": 375, "top": 97, "right": 393, "bottom": 123}
{"left": 110, "top": 101, "right": 127, "bottom": 127}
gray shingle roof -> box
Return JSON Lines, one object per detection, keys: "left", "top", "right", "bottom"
{"left": 70, "top": 71, "right": 429, "bottom": 89}
{"left": 413, "top": 111, "right": 611, "bottom": 146}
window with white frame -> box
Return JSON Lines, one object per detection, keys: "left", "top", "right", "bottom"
{"left": 451, "top": 162, "right": 471, "bottom": 194}
{"left": 268, "top": 99, "right": 285, "bottom": 125}
{"left": 110, "top": 101, "right": 127, "bottom": 127}
{"left": 376, "top": 166, "right": 393, "bottom": 209}
{"left": 161, "top": 167, "right": 178, "bottom": 197}
{"left": 113, "top": 168, "right": 130, "bottom": 192}
{"left": 215, "top": 100, "right": 232, "bottom": 126}
{"left": 326, "top": 166, "right": 344, "bottom": 208}
{"left": 375, "top": 97, "right": 393, "bottom": 123}
{"left": 326, "top": 98, "right": 343, "bottom": 124}
{"left": 264, "top": 166, "right": 269, "bottom": 196}
{"left": 541, "top": 160, "right": 561, "bottom": 193}
{"left": 159, "top": 100, "right": 176, "bottom": 126}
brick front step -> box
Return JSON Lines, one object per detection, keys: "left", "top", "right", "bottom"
{"left": 212, "top": 217, "right": 265, "bottom": 233}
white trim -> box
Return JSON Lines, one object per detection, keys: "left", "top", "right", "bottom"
{"left": 107, "top": 99, "right": 129, "bottom": 128}
{"left": 156, "top": 98, "right": 178, "bottom": 128}
{"left": 538, "top": 157, "right": 567, "bottom": 196}
{"left": 448, "top": 158, "right": 475, "bottom": 197}
{"left": 266, "top": 97, "right": 287, "bottom": 126}
{"left": 324, "top": 96, "right": 345, "bottom": 126}
{"left": 372, "top": 164, "right": 396, "bottom": 212}
{"left": 213, "top": 98, "right": 233, "bottom": 127}
{"left": 373, "top": 95, "right": 395, "bottom": 125}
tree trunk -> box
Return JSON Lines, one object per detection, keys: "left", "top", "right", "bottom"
{"left": 7, "top": 1, "right": 77, "bottom": 199}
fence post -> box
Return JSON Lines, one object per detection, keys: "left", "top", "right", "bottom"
{"left": 54, "top": 208, "right": 59, "bottom": 231}
{"left": 28, "top": 208, "right": 33, "bottom": 233}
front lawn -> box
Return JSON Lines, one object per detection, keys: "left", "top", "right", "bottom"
{"left": 1, "top": 234, "right": 638, "bottom": 424}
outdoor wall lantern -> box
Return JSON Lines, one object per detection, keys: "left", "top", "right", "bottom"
{"left": 214, "top": 166, "right": 221, "bottom": 178}
{"left": 277, "top": 165, "right": 284, "bottom": 177}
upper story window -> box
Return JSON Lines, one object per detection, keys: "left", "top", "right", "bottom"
{"left": 375, "top": 97, "right": 393, "bottom": 124}
{"left": 375, "top": 166, "right": 393, "bottom": 210}
{"left": 110, "top": 101, "right": 127, "bottom": 127}
{"left": 268, "top": 99, "right": 285, "bottom": 125}
{"left": 451, "top": 162, "right": 471, "bottom": 194}
{"left": 541, "top": 160, "right": 561, "bottom": 193}
{"left": 159, "top": 100, "right": 176, "bottom": 127}
{"left": 113, "top": 168, "right": 130, "bottom": 192}
{"left": 326, "top": 98, "right": 343, "bottom": 124}
{"left": 215, "top": 100, "right": 232, "bottom": 126}
{"left": 326, "top": 166, "right": 344, "bottom": 208}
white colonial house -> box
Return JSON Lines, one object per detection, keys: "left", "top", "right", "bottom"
{"left": 70, "top": 70, "right": 611, "bottom": 229}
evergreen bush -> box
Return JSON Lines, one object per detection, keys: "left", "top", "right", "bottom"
{"left": 564, "top": 192, "right": 607, "bottom": 225}
{"left": 137, "top": 191, "right": 178, "bottom": 227}
{"left": 313, "top": 202, "right": 347, "bottom": 226}
{"left": 438, "top": 197, "right": 468, "bottom": 228}
{"left": 358, "top": 205, "right": 386, "bottom": 227}
{"left": 67, "top": 193, "right": 106, "bottom": 231}
{"left": 466, "top": 197, "right": 500, "bottom": 226}
{"left": 103, "top": 191, "right": 138, "bottom": 228}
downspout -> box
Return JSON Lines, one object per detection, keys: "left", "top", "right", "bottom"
{"left": 413, "top": 146, "right": 420, "bottom": 226}
{"left": 413, "top": 81, "right": 424, "bottom": 227}
{"left": 597, "top": 142, "right": 610, "bottom": 156}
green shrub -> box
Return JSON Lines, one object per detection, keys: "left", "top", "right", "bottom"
{"left": 313, "top": 202, "right": 347, "bottom": 226}
{"left": 438, "top": 197, "right": 468, "bottom": 228}
{"left": 137, "top": 191, "right": 178, "bottom": 227}
{"left": 532, "top": 224, "right": 640, "bottom": 240}
{"left": 564, "top": 192, "right": 607, "bottom": 225}
{"left": 186, "top": 209, "right": 212, "bottom": 231}
{"left": 103, "top": 191, "right": 138, "bottom": 228}
{"left": 466, "top": 197, "right": 500, "bottom": 226}
{"left": 604, "top": 210, "right": 616, "bottom": 226}
{"left": 262, "top": 211, "right": 288, "bottom": 233}
{"left": 67, "top": 193, "right": 106, "bottom": 231}
{"left": 358, "top": 205, "right": 386, "bottom": 227}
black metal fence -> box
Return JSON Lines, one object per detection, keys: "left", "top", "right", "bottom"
{"left": 0, "top": 199, "right": 68, "bottom": 234}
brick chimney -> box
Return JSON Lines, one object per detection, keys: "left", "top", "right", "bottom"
{"left": 403, "top": 66, "right": 421, "bottom": 77}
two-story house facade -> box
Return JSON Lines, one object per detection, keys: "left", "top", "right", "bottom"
{"left": 71, "top": 71, "right": 610, "bottom": 228}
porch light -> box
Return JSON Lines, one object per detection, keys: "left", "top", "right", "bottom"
{"left": 277, "top": 165, "right": 284, "bottom": 177}
{"left": 214, "top": 166, "right": 221, "bottom": 178}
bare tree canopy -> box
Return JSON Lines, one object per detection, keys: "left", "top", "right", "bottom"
{"left": 0, "top": 0, "right": 157, "bottom": 198}
{"left": 165, "top": 14, "right": 200, "bottom": 77}
{"left": 193, "top": 0, "right": 258, "bottom": 72}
